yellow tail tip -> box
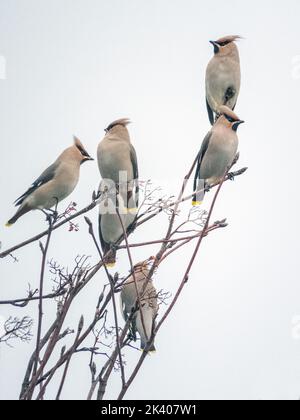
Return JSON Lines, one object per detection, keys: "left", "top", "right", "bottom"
{"left": 141, "top": 349, "right": 156, "bottom": 354}
{"left": 192, "top": 201, "right": 202, "bottom": 207}
{"left": 105, "top": 263, "right": 116, "bottom": 269}
{"left": 126, "top": 207, "right": 138, "bottom": 214}
{"left": 5, "top": 222, "right": 13, "bottom": 227}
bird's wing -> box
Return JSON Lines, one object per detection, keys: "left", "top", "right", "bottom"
{"left": 194, "top": 131, "right": 212, "bottom": 187}
{"left": 130, "top": 145, "right": 139, "bottom": 180}
{"left": 14, "top": 161, "right": 59, "bottom": 206}
{"left": 98, "top": 213, "right": 108, "bottom": 253}
{"left": 206, "top": 98, "right": 215, "bottom": 125}
{"left": 120, "top": 289, "right": 138, "bottom": 341}
{"left": 130, "top": 144, "right": 139, "bottom": 201}
{"left": 120, "top": 293, "right": 128, "bottom": 321}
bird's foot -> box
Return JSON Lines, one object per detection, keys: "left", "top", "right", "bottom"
{"left": 227, "top": 172, "right": 235, "bottom": 181}
{"left": 42, "top": 209, "right": 58, "bottom": 224}
{"left": 204, "top": 185, "right": 211, "bottom": 193}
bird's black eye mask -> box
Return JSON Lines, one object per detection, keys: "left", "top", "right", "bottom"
{"left": 217, "top": 40, "right": 231, "bottom": 47}
{"left": 105, "top": 123, "right": 121, "bottom": 133}
{"left": 224, "top": 114, "right": 237, "bottom": 123}
{"left": 76, "top": 144, "right": 91, "bottom": 158}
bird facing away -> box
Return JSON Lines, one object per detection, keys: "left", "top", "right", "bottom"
{"left": 97, "top": 118, "right": 139, "bottom": 213}
{"left": 206, "top": 35, "right": 241, "bottom": 125}
{"left": 121, "top": 259, "right": 158, "bottom": 352}
{"left": 98, "top": 194, "right": 135, "bottom": 268}
{"left": 192, "top": 106, "right": 244, "bottom": 205}
{"left": 6, "top": 137, "right": 93, "bottom": 226}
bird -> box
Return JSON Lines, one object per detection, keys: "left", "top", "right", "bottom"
{"left": 206, "top": 35, "right": 241, "bottom": 125}
{"left": 121, "top": 259, "right": 158, "bottom": 352}
{"left": 192, "top": 106, "right": 244, "bottom": 205}
{"left": 6, "top": 137, "right": 93, "bottom": 226}
{"left": 97, "top": 118, "right": 139, "bottom": 213}
{"left": 98, "top": 194, "right": 136, "bottom": 268}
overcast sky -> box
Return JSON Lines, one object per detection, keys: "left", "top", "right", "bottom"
{"left": 1, "top": 0, "right": 300, "bottom": 400}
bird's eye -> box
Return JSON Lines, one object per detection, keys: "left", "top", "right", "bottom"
{"left": 225, "top": 115, "right": 234, "bottom": 123}
{"left": 218, "top": 41, "right": 230, "bottom": 47}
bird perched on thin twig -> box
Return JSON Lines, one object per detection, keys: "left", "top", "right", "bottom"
{"left": 121, "top": 259, "right": 158, "bottom": 352}
{"left": 97, "top": 118, "right": 139, "bottom": 213}
{"left": 98, "top": 194, "right": 135, "bottom": 268}
{"left": 6, "top": 137, "right": 93, "bottom": 226}
{"left": 206, "top": 35, "right": 242, "bottom": 125}
{"left": 192, "top": 106, "right": 244, "bottom": 205}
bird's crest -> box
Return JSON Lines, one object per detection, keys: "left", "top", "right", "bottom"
{"left": 105, "top": 118, "right": 131, "bottom": 133}
{"left": 73, "top": 136, "right": 92, "bottom": 159}
{"left": 218, "top": 106, "right": 240, "bottom": 122}
{"left": 215, "top": 35, "right": 242, "bottom": 46}
{"left": 133, "top": 257, "right": 155, "bottom": 276}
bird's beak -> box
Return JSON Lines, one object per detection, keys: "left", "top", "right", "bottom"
{"left": 232, "top": 120, "right": 245, "bottom": 132}
{"left": 209, "top": 40, "right": 220, "bottom": 53}
{"left": 82, "top": 156, "right": 94, "bottom": 163}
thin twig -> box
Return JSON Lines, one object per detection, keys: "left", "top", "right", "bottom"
{"left": 0, "top": 168, "right": 247, "bottom": 260}
{"left": 84, "top": 217, "right": 126, "bottom": 388}
{"left": 31, "top": 217, "right": 54, "bottom": 396}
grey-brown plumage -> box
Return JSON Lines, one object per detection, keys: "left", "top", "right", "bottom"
{"left": 193, "top": 106, "right": 244, "bottom": 205}
{"left": 206, "top": 35, "right": 241, "bottom": 125}
{"left": 6, "top": 137, "right": 93, "bottom": 226}
{"left": 98, "top": 196, "right": 135, "bottom": 267}
{"left": 97, "top": 118, "right": 139, "bottom": 211}
{"left": 121, "top": 260, "right": 158, "bottom": 352}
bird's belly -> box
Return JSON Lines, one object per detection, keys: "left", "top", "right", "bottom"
{"left": 201, "top": 144, "right": 237, "bottom": 184}
{"left": 99, "top": 145, "right": 133, "bottom": 182}
{"left": 28, "top": 180, "right": 76, "bottom": 210}
{"left": 100, "top": 212, "right": 127, "bottom": 244}
{"left": 207, "top": 64, "right": 240, "bottom": 109}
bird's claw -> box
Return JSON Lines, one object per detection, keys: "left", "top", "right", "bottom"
{"left": 227, "top": 172, "right": 235, "bottom": 181}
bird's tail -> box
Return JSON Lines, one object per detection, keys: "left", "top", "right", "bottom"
{"left": 99, "top": 213, "right": 117, "bottom": 268}
{"left": 126, "top": 189, "right": 139, "bottom": 214}
{"left": 192, "top": 192, "right": 204, "bottom": 207}
{"left": 104, "top": 248, "right": 116, "bottom": 269}
{"left": 5, "top": 205, "right": 30, "bottom": 227}
{"left": 141, "top": 339, "right": 156, "bottom": 353}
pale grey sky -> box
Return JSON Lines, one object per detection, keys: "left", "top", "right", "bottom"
{"left": 1, "top": 0, "right": 300, "bottom": 400}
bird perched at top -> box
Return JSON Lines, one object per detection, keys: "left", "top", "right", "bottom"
{"left": 206, "top": 35, "right": 242, "bottom": 125}
{"left": 6, "top": 137, "right": 93, "bottom": 226}
{"left": 192, "top": 106, "right": 244, "bottom": 206}
{"left": 97, "top": 118, "right": 139, "bottom": 213}
{"left": 121, "top": 259, "right": 158, "bottom": 352}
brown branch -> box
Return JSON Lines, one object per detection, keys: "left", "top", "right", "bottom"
{"left": 116, "top": 164, "right": 234, "bottom": 400}
{"left": 31, "top": 216, "right": 54, "bottom": 396}
{"left": 54, "top": 316, "right": 84, "bottom": 400}
{"left": 0, "top": 199, "right": 99, "bottom": 259}
{"left": 85, "top": 216, "right": 126, "bottom": 388}
{"left": 115, "top": 207, "right": 148, "bottom": 350}
{"left": 0, "top": 168, "right": 247, "bottom": 260}
{"left": 0, "top": 289, "right": 67, "bottom": 307}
